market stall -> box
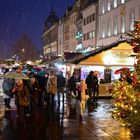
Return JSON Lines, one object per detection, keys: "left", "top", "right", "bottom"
{"left": 73, "top": 41, "right": 134, "bottom": 97}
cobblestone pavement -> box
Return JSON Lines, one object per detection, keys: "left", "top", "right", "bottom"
{"left": 63, "top": 99, "right": 138, "bottom": 140}
{"left": 0, "top": 97, "right": 139, "bottom": 140}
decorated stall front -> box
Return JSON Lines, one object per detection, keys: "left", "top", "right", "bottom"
{"left": 72, "top": 40, "right": 134, "bottom": 97}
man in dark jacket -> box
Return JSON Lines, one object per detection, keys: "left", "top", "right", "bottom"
{"left": 57, "top": 72, "right": 66, "bottom": 106}
{"left": 85, "top": 71, "right": 94, "bottom": 98}
{"left": 2, "top": 68, "right": 14, "bottom": 111}
{"left": 2, "top": 78, "right": 14, "bottom": 110}
{"left": 69, "top": 73, "right": 77, "bottom": 96}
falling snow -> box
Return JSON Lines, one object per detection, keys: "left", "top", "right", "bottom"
{"left": 0, "top": 0, "right": 74, "bottom": 58}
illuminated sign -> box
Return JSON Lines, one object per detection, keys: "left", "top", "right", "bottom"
{"left": 76, "top": 32, "right": 83, "bottom": 39}
{"left": 76, "top": 44, "right": 83, "bottom": 50}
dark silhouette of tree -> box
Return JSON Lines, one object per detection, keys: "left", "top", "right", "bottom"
{"left": 12, "top": 33, "right": 38, "bottom": 62}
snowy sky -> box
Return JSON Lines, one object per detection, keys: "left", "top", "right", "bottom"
{"left": 0, "top": 0, "right": 74, "bottom": 57}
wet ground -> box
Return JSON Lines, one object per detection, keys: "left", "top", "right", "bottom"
{"left": 0, "top": 96, "right": 140, "bottom": 140}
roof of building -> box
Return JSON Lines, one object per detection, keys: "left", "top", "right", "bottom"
{"left": 67, "top": 39, "right": 130, "bottom": 64}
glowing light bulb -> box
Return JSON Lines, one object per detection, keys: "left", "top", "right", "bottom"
{"left": 134, "top": 110, "right": 137, "bottom": 114}
{"left": 130, "top": 107, "right": 133, "bottom": 110}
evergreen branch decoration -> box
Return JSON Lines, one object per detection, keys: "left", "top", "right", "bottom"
{"left": 112, "top": 20, "right": 140, "bottom": 131}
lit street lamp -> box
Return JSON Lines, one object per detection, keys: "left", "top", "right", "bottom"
{"left": 21, "top": 48, "right": 25, "bottom": 62}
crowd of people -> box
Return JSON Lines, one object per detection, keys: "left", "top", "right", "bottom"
{"left": 2, "top": 66, "right": 100, "bottom": 122}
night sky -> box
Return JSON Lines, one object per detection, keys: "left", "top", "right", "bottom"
{"left": 0, "top": 0, "right": 74, "bottom": 58}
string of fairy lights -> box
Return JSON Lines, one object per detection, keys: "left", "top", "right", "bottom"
{"left": 112, "top": 20, "right": 140, "bottom": 130}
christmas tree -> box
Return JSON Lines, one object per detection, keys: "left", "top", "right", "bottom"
{"left": 112, "top": 20, "right": 140, "bottom": 130}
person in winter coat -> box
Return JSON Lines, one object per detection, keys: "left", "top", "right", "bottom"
{"left": 85, "top": 71, "right": 94, "bottom": 98}
{"left": 2, "top": 78, "right": 14, "bottom": 111}
{"left": 34, "top": 74, "right": 47, "bottom": 107}
{"left": 2, "top": 68, "right": 14, "bottom": 111}
{"left": 68, "top": 72, "right": 77, "bottom": 96}
{"left": 57, "top": 72, "right": 66, "bottom": 106}
{"left": 30, "top": 77, "right": 40, "bottom": 111}
{"left": 13, "top": 79, "right": 30, "bottom": 119}
{"left": 47, "top": 71, "right": 57, "bottom": 106}
{"left": 77, "top": 80, "right": 88, "bottom": 122}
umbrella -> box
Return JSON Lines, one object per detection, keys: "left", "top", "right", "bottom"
{"left": 22, "top": 69, "right": 36, "bottom": 73}
{"left": 37, "top": 71, "right": 47, "bottom": 76}
{"left": 114, "top": 68, "right": 130, "bottom": 74}
{"left": 32, "top": 67, "right": 42, "bottom": 72}
{"left": 0, "top": 64, "right": 10, "bottom": 68}
{"left": 3, "top": 71, "right": 29, "bottom": 80}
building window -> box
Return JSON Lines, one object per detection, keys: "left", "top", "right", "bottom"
{"left": 88, "top": 31, "right": 95, "bottom": 39}
{"left": 107, "top": 19, "right": 111, "bottom": 36}
{"left": 121, "top": 0, "right": 125, "bottom": 4}
{"left": 83, "top": 13, "right": 95, "bottom": 26}
{"left": 121, "top": 16, "right": 126, "bottom": 33}
{"left": 108, "top": 0, "right": 111, "bottom": 11}
{"left": 113, "top": 15, "right": 118, "bottom": 35}
{"left": 84, "top": 19, "right": 86, "bottom": 25}
{"left": 92, "top": 31, "right": 95, "bottom": 38}
{"left": 129, "top": 9, "right": 135, "bottom": 31}
{"left": 114, "top": 0, "right": 117, "bottom": 8}
{"left": 87, "top": 33, "right": 89, "bottom": 40}
{"left": 87, "top": 16, "right": 90, "bottom": 24}
{"left": 83, "top": 34, "right": 86, "bottom": 41}
{"left": 89, "top": 32, "right": 93, "bottom": 39}
{"left": 102, "top": 0, "right": 105, "bottom": 14}
{"left": 92, "top": 14, "right": 95, "bottom": 21}
{"left": 90, "top": 15, "right": 92, "bottom": 22}
{"left": 102, "top": 21, "right": 106, "bottom": 38}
